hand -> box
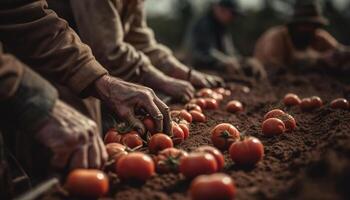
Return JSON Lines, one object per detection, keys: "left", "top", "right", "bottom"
{"left": 224, "top": 57, "right": 243, "bottom": 76}
{"left": 242, "top": 58, "right": 267, "bottom": 80}
{"left": 94, "top": 75, "right": 171, "bottom": 136}
{"left": 162, "top": 78, "right": 195, "bottom": 102}
{"left": 190, "top": 70, "right": 225, "bottom": 88}
{"left": 35, "top": 100, "right": 108, "bottom": 170}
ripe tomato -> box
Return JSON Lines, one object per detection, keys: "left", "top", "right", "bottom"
{"left": 179, "top": 152, "right": 218, "bottom": 179}
{"left": 190, "top": 173, "right": 236, "bottom": 200}
{"left": 229, "top": 137, "right": 264, "bottom": 166}
{"left": 122, "top": 132, "right": 143, "bottom": 149}
{"left": 226, "top": 100, "right": 243, "bottom": 113}
{"left": 179, "top": 123, "right": 190, "bottom": 139}
{"left": 143, "top": 116, "right": 156, "bottom": 134}
{"left": 196, "top": 88, "right": 214, "bottom": 98}
{"left": 194, "top": 146, "right": 225, "bottom": 170}
{"left": 212, "top": 92, "right": 224, "bottom": 101}
{"left": 65, "top": 169, "right": 109, "bottom": 198}
{"left": 214, "top": 88, "right": 231, "bottom": 96}
{"left": 104, "top": 129, "right": 123, "bottom": 144}
{"left": 172, "top": 122, "right": 185, "bottom": 145}
{"left": 330, "top": 98, "right": 349, "bottom": 110}
{"left": 211, "top": 123, "right": 240, "bottom": 150}
{"left": 204, "top": 98, "right": 219, "bottom": 110}
{"left": 116, "top": 152, "right": 155, "bottom": 182}
{"left": 283, "top": 93, "right": 301, "bottom": 106}
{"left": 262, "top": 118, "right": 285, "bottom": 136}
{"left": 148, "top": 133, "right": 174, "bottom": 154}
{"left": 190, "top": 110, "right": 206, "bottom": 122}
{"left": 154, "top": 148, "right": 188, "bottom": 173}
{"left": 190, "top": 98, "right": 207, "bottom": 109}
{"left": 185, "top": 103, "right": 203, "bottom": 113}
{"left": 310, "top": 96, "right": 323, "bottom": 108}
{"left": 171, "top": 110, "right": 193, "bottom": 123}
{"left": 300, "top": 98, "right": 313, "bottom": 111}
{"left": 264, "top": 109, "right": 285, "bottom": 120}
{"left": 105, "top": 143, "right": 128, "bottom": 163}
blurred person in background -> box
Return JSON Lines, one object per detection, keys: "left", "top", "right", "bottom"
{"left": 186, "top": 0, "right": 267, "bottom": 80}
{"left": 47, "top": 0, "right": 224, "bottom": 102}
{"left": 254, "top": 0, "right": 347, "bottom": 72}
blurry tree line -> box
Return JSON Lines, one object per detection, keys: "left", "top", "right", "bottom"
{"left": 146, "top": 0, "right": 350, "bottom": 57}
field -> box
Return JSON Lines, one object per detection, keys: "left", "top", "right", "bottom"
{"left": 40, "top": 69, "right": 350, "bottom": 200}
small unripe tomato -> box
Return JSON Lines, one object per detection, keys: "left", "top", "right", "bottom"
{"left": 211, "top": 123, "right": 240, "bottom": 150}
{"left": 65, "top": 169, "right": 109, "bottom": 198}
{"left": 283, "top": 93, "right": 301, "bottom": 106}
{"left": 229, "top": 137, "right": 264, "bottom": 166}
{"left": 116, "top": 152, "right": 155, "bottom": 182}
{"left": 190, "top": 173, "right": 236, "bottom": 200}
{"left": 262, "top": 118, "right": 285, "bottom": 136}
{"left": 330, "top": 98, "right": 349, "bottom": 110}
{"left": 194, "top": 146, "right": 225, "bottom": 170}
{"left": 180, "top": 152, "right": 218, "bottom": 179}
{"left": 226, "top": 100, "right": 243, "bottom": 113}
{"left": 264, "top": 109, "right": 285, "bottom": 120}
{"left": 148, "top": 133, "right": 173, "bottom": 154}
{"left": 104, "top": 129, "right": 122, "bottom": 144}
{"left": 154, "top": 148, "right": 188, "bottom": 173}
{"left": 190, "top": 110, "right": 206, "bottom": 122}
{"left": 204, "top": 98, "right": 219, "bottom": 110}
{"left": 185, "top": 103, "right": 203, "bottom": 113}
{"left": 122, "top": 132, "right": 143, "bottom": 149}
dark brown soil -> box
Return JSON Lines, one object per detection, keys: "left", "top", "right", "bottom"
{"left": 39, "top": 70, "right": 350, "bottom": 200}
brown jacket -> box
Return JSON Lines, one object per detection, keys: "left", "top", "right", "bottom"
{"left": 254, "top": 26, "right": 339, "bottom": 68}
{"left": 48, "top": 0, "right": 188, "bottom": 82}
{"left": 0, "top": 0, "right": 108, "bottom": 96}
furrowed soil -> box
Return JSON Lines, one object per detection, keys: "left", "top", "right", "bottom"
{"left": 40, "top": 70, "right": 350, "bottom": 200}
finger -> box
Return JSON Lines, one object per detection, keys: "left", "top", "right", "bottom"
{"left": 125, "top": 111, "right": 147, "bottom": 135}
{"left": 51, "top": 151, "right": 71, "bottom": 170}
{"left": 154, "top": 98, "right": 172, "bottom": 135}
{"left": 139, "top": 96, "right": 163, "bottom": 133}
{"left": 88, "top": 136, "right": 101, "bottom": 169}
{"left": 69, "top": 146, "right": 88, "bottom": 170}
{"left": 97, "top": 137, "right": 108, "bottom": 167}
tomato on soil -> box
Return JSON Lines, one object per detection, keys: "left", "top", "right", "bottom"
{"left": 194, "top": 146, "right": 225, "bottom": 170}
{"left": 211, "top": 123, "right": 240, "bottom": 150}
{"left": 264, "top": 109, "right": 285, "bottom": 120}
{"left": 121, "top": 132, "right": 143, "bottom": 149}
{"left": 190, "top": 98, "right": 207, "bottom": 109}
{"left": 204, "top": 98, "right": 219, "bottom": 110}
{"left": 154, "top": 148, "right": 188, "bottom": 173}
{"left": 172, "top": 122, "right": 185, "bottom": 145}
{"left": 143, "top": 116, "right": 156, "bottom": 134}
{"left": 180, "top": 152, "right": 218, "bottom": 179}
{"left": 229, "top": 137, "right": 264, "bottom": 166}
{"left": 104, "top": 129, "right": 123, "bottom": 144}
{"left": 178, "top": 123, "right": 190, "bottom": 139}
{"left": 190, "top": 110, "right": 206, "bottom": 122}
{"left": 330, "top": 98, "right": 349, "bottom": 110}
{"left": 262, "top": 118, "right": 285, "bottom": 136}
{"left": 226, "top": 100, "right": 243, "bottom": 113}
{"left": 105, "top": 143, "right": 128, "bottom": 163}
{"left": 283, "top": 93, "right": 301, "bottom": 106}
{"left": 185, "top": 103, "right": 203, "bottom": 113}
{"left": 148, "top": 133, "right": 174, "bottom": 154}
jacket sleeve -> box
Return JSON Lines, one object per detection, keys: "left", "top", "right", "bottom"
{"left": 124, "top": 0, "right": 191, "bottom": 76}
{"left": 0, "top": 44, "right": 58, "bottom": 131}
{"left": 69, "top": 0, "right": 155, "bottom": 82}
{"left": 0, "top": 0, "right": 108, "bottom": 95}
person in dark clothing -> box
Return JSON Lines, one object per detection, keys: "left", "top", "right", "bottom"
{"left": 187, "top": 0, "right": 266, "bottom": 80}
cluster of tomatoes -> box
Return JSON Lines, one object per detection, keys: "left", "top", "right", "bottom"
{"left": 262, "top": 109, "right": 296, "bottom": 136}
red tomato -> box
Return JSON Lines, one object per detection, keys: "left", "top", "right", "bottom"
{"left": 179, "top": 152, "right": 218, "bottom": 179}
{"left": 171, "top": 110, "right": 193, "bottom": 123}
{"left": 154, "top": 148, "right": 188, "bottom": 173}
{"left": 143, "top": 116, "right": 156, "bottom": 134}
{"left": 104, "top": 129, "right": 123, "bottom": 144}
{"left": 65, "top": 169, "right": 109, "bottom": 198}
{"left": 226, "top": 100, "right": 243, "bottom": 113}
{"left": 283, "top": 93, "right": 301, "bottom": 106}
{"left": 190, "top": 173, "right": 236, "bottom": 200}
{"left": 185, "top": 103, "right": 203, "bottom": 113}
{"left": 172, "top": 122, "right": 185, "bottom": 145}
{"left": 116, "top": 152, "right": 155, "bottom": 182}
{"left": 196, "top": 88, "right": 214, "bottom": 98}
{"left": 148, "top": 133, "right": 174, "bottom": 154}
{"left": 280, "top": 114, "right": 296, "bottom": 131}
{"left": 194, "top": 146, "right": 225, "bottom": 170}
{"left": 229, "top": 137, "right": 264, "bottom": 166}
{"left": 262, "top": 118, "right": 285, "bottom": 136}
{"left": 179, "top": 123, "right": 190, "bottom": 139}
{"left": 190, "top": 110, "right": 206, "bottom": 122}
{"left": 105, "top": 143, "right": 128, "bottom": 163}
{"left": 214, "top": 88, "right": 231, "bottom": 96}
{"left": 211, "top": 123, "right": 240, "bottom": 150}
{"left": 300, "top": 98, "right": 313, "bottom": 111}
{"left": 264, "top": 109, "right": 285, "bottom": 120}
{"left": 330, "top": 98, "right": 349, "bottom": 110}
{"left": 190, "top": 98, "right": 207, "bottom": 109}
{"left": 204, "top": 98, "right": 219, "bottom": 110}
{"left": 310, "top": 96, "right": 323, "bottom": 108}
{"left": 122, "top": 132, "right": 143, "bottom": 149}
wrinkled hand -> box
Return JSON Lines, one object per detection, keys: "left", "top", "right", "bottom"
{"left": 224, "top": 57, "right": 243, "bottom": 76}
{"left": 190, "top": 70, "right": 225, "bottom": 88}
{"left": 94, "top": 75, "right": 171, "bottom": 135}
{"left": 162, "top": 78, "right": 195, "bottom": 102}
{"left": 242, "top": 58, "right": 267, "bottom": 80}
{"left": 35, "top": 100, "right": 108, "bottom": 170}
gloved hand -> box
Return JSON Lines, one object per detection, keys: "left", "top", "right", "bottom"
{"left": 94, "top": 75, "right": 172, "bottom": 135}
{"left": 242, "top": 58, "right": 267, "bottom": 80}
{"left": 139, "top": 67, "right": 195, "bottom": 102}
{"left": 189, "top": 70, "right": 225, "bottom": 88}
{"left": 35, "top": 100, "right": 108, "bottom": 170}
